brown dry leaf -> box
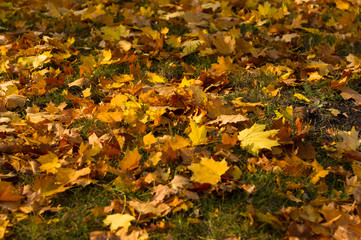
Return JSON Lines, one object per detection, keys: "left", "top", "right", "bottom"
{"left": 212, "top": 33, "right": 235, "bottom": 55}
{"left": 0, "top": 182, "right": 24, "bottom": 202}
{"left": 128, "top": 199, "right": 171, "bottom": 217}
{"left": 207, "top": 114, "right": 248, "bottom": 126}
{"left": 5, "top": 94, "right": 27, "bottom": 108}
{"left": 171, "top": 175, "right": 191, "bottom": 190}
{"left": 151, "top": 185, "right": 177, "bottom": 203}
{"left": 335, "top": 127, "right": 361, "bottom": 152}
{"left": 89, "top": 231, "right": 119, "bottom": 240}
{"left": 338, "top": 86, "right": 361, "bottom": 106}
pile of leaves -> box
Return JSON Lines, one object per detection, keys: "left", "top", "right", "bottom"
{"left": 1, "top": 0, "right": 361, "bottom": 239}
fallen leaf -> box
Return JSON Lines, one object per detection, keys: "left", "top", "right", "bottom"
{"left": 147, "top": 73, "right": 168, "bottom": 84}
{"left": 338, "top": 86, "right": 361, "bottom": 105}
{"left": 103, "top": 213, "right": 135, "bottom": 231}
{"left": 335, "top": 127, "right": 361, "bottom": 152}
{"left": 212, "top": 33, "right": 235, "bottom": 55}
{"left": 188, "top": 121, "right": 207, "bottom": 146}
{"left": 5, "top": 94, "right": 27, "bottom": 108}
{"left": 37, "top": 152, "right": 61, "bottom": 174}
{"left": 238, "top": 123, "right": 279, "bottom": 156}
{"left": 188, "top": 158, "right": 229, "bottom": 185}
{"left": 119, "top": 147, "right": 141, "bottom": 172}
{"left": 207, "top": 114, "right": 248, "bottom": 126}
{"left": 0, "top": 182, "right": 24, "bottom": 202}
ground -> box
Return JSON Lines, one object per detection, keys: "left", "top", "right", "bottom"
{"left": 1, "top": 0, "right": 361, "bottom": 239}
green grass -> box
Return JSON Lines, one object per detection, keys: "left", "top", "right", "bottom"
{"left": 164, "top": 193, "right": 283, "bottom": 240}
{"left": 2, "top": 0, "right": 361, "bottom": 239}
{"left": 12, "top": 185, "right": 114, "bottom": 240}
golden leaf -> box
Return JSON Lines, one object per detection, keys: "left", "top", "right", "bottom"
{"left": 147, "top": 73, "right": 167, "bottom": 83}
{"left": 103, "top": 214, "right": 135, "bottom": 231}
{"left": 119, "top": 147, "right": 141, "bottom": 172}
{"left": 294, "top": 93, "right": 311, "bottom": 103}
{"left": 101, "top": 24, "right": 129, "bottom": 41}
{"left": 188, "top": 121, "right": 207, "bottom": 146}
{"left": 310, "top": 160, "right": 329, "bottom": 184}
{"left": 143, "top": 132, "right": 158, "bottom": 146}
{"left": 110, "top": 93, "right": 128, "bottom": 108}
{"left": 238, "top": 123, "right": 279, "bottom": 156}
{"left": 37, "top": 152, "right": 61, "bottom": 174}
{"left": 33, "top": 175, "right": 70, "bottom": 197}
{"left": 97, "top": 111, "right": 124, "bottom": 123}
{"left": 188, "top": 158, "right": 229, "bottom": 185}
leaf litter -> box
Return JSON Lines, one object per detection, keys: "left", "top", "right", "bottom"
{"left": 0, "top": 0, "right": 361, "bottom": 239}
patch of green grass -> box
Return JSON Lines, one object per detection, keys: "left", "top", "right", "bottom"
{"left": 30, "top": 90, "right": 67, "bottom": 109}
{"left": 182, "top": 54, "right": 215, "bottom": 74}
{"left": 92, "top": 63, "right": 130, "bottom": 80}
{"left": 161, "top": 192, "right": 284, "bottom": 240}
{"left": 12, "top": 185, "right": 115, "bottom": 240}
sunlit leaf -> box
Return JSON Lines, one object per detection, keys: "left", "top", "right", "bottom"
{"left": 103, "top": 213, "right": 135, "bottom": 231}
{"left": 181, "top": 40, "right": 204, "bottom": 53}
{"left": 101, "top": 24, "right": 129, "bottom": 41}
{"left": 143, "top": 132, "right": 157, "bottom": 146}
{"left": 37, "top": 152, "right": 61, "bottom": 174}
{"left": 188, "top": 158, "right": 229, "bottom": 185}
{"left": 119, "top": 147, "right": 141, "bottom": 171}
{"left": 238, "top": 123, "right": 279, "bottom": 156}
{"left": 188, "top": 121, "right": 207, "bottom": 146}
{"left": 335, "top": 127, "right": 361, "bottom": 152}
{"left": 147, "top": 73, "right": 168, "bottom": 83}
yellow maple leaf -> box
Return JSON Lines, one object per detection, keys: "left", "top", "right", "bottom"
{"left": 188, "top": 121, "right": 207, "bottom": 146}
{"left": 169, "top": 135, "right": 190, "bottom": 150}
{"left": 179, "top": 77, "right": 194, "bottom": 88}
{"left": 33, "top": 175, "right": 70, "bottom": 197}
{"left": 211, "top": 56, "right": 238, "bottom": 75}
{"left": 18, "top": 51, "right": 52, "bottom": 69}
{"left": 181, "top": 40, "right": 204, "bottom": 53}
{"left": 97, "top": 111, "right": 124, "bottom": 123}
{"left": 110, "top": 93, "right": 128, "bottom": 108}
{"left": 102, "top": 49, "right": 112, "bottom": 62}
{"left": 335, "top": 127, "right": 361, "bottom": 152}
{"left": 37, "top": 152, "right": 61, "bottom": 174}
{"left": 258, "top": 2, "right": 277, "bottom": 18}
{"left": 147, "top": 73, "right": 167, "bottom": 84}
{"left": 188, "top": 158, "right": 229, "bottom": 185}
{"left": 238, "top": 123, "right": 279, "bottom": 156}
{"left": 310, "top": 160, "right": 329, "bottom": 184}
{"left": 143, "top": 132, "right": 158, "bottom": 147}
{"left": 119, "top": 147, "right": 141, "bottom": 171}
{"left": 103, "top": 213, "right": 135, "bottom": 231}
{"left": 166, "top": 35, "right": 181, "bottom": 48}
{"left": 101, "top": 24, "right": 129, "bottom": 41}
